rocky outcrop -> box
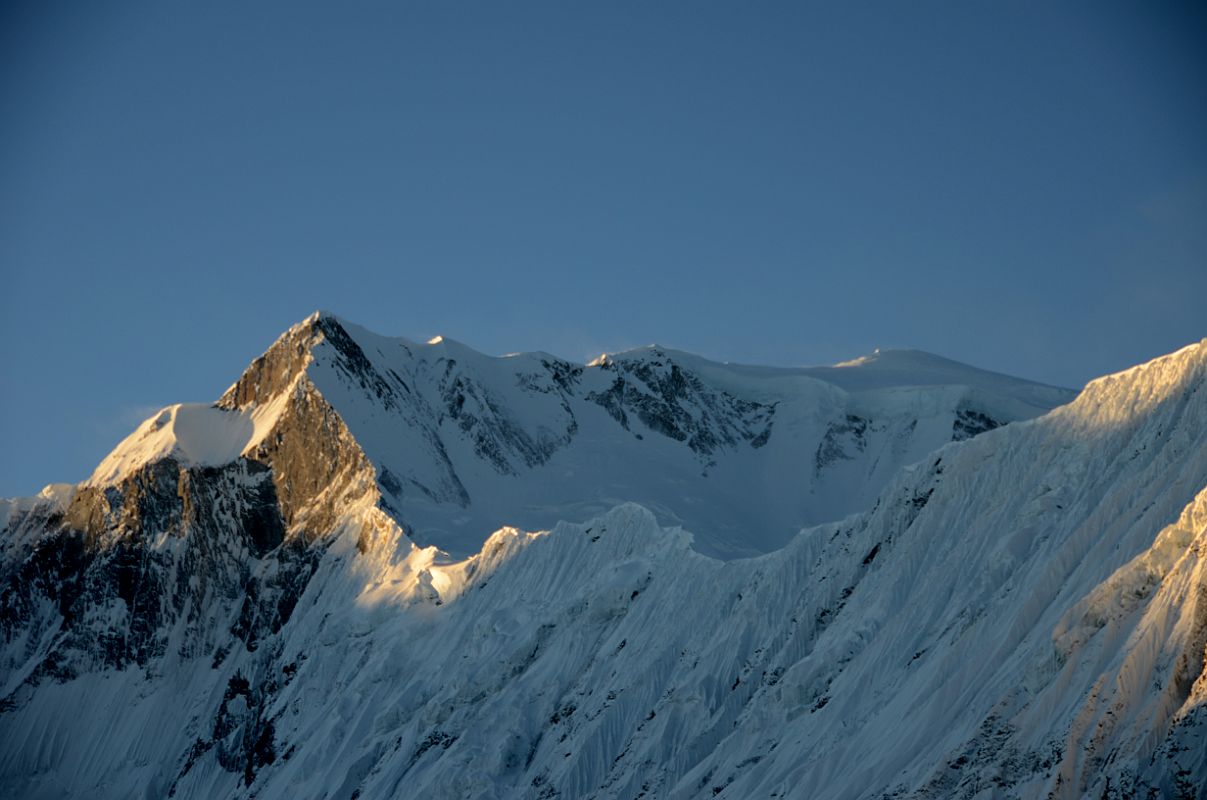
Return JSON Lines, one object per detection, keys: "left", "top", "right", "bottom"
{"left": 588, "top": 348, "right": 776, "bottom": 457}
{"left": 437, "top": 357, "right": 579, "bottom": 475}
{"left": 952, "top": 407, "right": 1002, "bottom": 441}
{"left": 217, "top": 315, "right": 384, "bottom": 535}
{"left": 1, "top": 458, "right": 286, "bottom": 688}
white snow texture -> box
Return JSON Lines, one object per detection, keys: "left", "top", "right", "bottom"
{"left": 1, "top": 314, "right": 1204, "bottom": 800}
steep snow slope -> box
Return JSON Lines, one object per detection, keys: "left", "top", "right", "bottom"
{"left": 88, "top": 404, "right": 258, "bottom": 486}
{"left": 0, "top": 329, "right": 1202, "bottom": 799}
{"left": 209, "top": 313, "right": 1073, "bottom": 558}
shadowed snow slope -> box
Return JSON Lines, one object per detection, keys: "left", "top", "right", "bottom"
{"left": 1, "top": 321, "right": 1203, "bottom": 800}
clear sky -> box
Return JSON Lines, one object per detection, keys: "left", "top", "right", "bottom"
{"left": 2, "top": 1, "right": 1205, "bottom": 496}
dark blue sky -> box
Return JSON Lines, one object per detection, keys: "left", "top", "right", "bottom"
{"left": 2, "top": 1, "right": 1205, "bottom": 495}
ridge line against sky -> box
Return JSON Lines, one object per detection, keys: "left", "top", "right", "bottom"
{"left": 2, "top": 0, "right": 1205, "bottom": 495}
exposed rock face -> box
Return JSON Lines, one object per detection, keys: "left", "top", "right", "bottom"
{"left": 814, "top": 413, "right": 872, "bottom": 471}
{"left": 242, "top": 377, "right": 377, "bottom": 537}
{"left": 218, "top": 319, "right": 317, "bottom": 410}
{"left": 217, "top": 317, "right": 391, "bottom": 533}
{"left": 952, "top": 406, "right": 1002, "bottom": 441}
{"left": 1, "top": 315, "right": 395, "bottom": 782}
{"left": 3, "top": 458, "right": 294, "bottom": 681}
{"left": 588, "top": 349, "right": 776, "bottom": 458}
{"left": 438, "top": 357, "right": 579, "bottom": 476}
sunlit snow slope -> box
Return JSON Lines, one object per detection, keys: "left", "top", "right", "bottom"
{"left": 2, "top": 316, "right": 1202, "bottom": 800}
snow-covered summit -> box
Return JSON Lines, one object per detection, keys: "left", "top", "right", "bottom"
{"left": 198, "top": 314, "right": 1077, "bottom": 557}
{"left": 809, "top": 345, "right": 1072, "bottom": 396}
{"left": 87, "top": 404, "right": 257, "bottom": 486}
{"left": 603, "top": 343, "right": 1072, "bottom": 409}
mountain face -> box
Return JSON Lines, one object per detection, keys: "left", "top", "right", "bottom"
{"left": 119, "top": 312, "right": 1071, "bottom": 559}
{"left": 2, "top": 315, "right": 1204, "bottom": 800}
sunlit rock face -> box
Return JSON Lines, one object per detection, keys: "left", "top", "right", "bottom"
{"left": 3, "top": 314, "right": 1204, "bottom": 799}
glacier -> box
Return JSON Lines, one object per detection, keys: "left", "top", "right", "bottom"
{"left": 1, "top": 314, "right": 1204, "bottom": 799}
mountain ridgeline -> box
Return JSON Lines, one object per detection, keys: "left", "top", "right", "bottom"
{"left": 1, "top": 314, "right": 1204, "bottom": 800}
{"left": 216, "top": 312, "right": 1072, "bottom": 557}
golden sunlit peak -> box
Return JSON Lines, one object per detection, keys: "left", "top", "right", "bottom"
{"left": 427, "top": 335, "right": 445, "bottom": 345}
{"left": 588, "top": 353, "right": 611, "bottom": 367}
{"left": 834, "top": 348, "right": 881, "bottom": 368}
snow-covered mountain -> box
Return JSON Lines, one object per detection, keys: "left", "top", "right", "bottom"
{"left": 2, "top": 314, "right": 1204, "bottom": 799}
{"left": 84, "top": 312, "right": 1073, "bottom": 559}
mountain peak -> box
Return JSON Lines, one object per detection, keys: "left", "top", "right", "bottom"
{"left": 73, "top": 315, "right": 1083, "bottom": 557}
